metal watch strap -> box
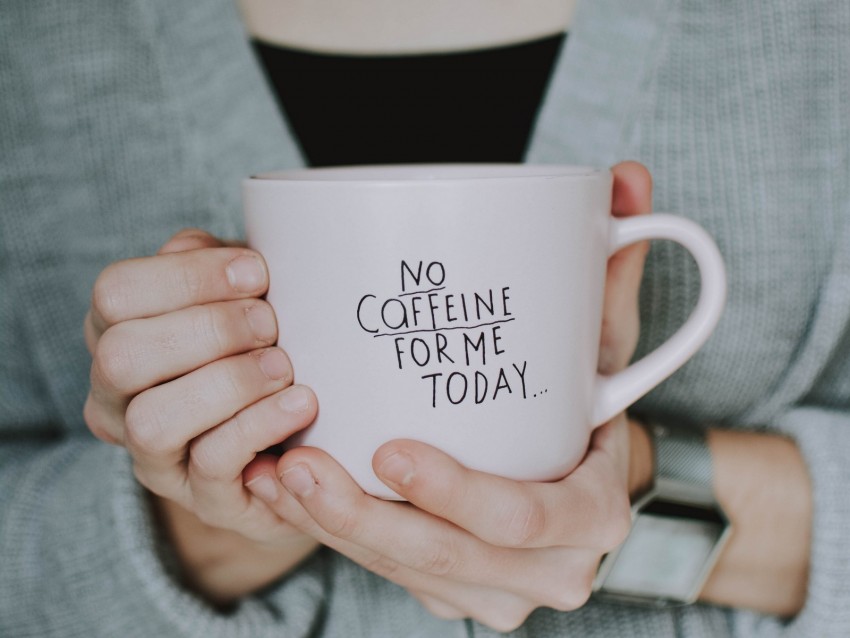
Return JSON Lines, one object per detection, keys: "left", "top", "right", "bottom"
{"left": 652, "top": 424, "right": 715, "bottom": 505}
{"left": 593, "top": 423, "right": 729, "bottom": 605}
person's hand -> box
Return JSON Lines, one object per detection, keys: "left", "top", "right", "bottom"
{"left": 242, "top": 162, "right": 654, "bottom": 630}
{"left": 82, "top": 229, "right": 321, "bottom": 603}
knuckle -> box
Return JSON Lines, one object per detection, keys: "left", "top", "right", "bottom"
{"left": 124, "top": 394, "right": 169, "bottom": 457}
{"left": 132, "top": 466, "right": 191, "bottom": 509}
{"left": 502, "top": 494, "right": 546, "bottom": 547}
{"left": 130, "top": 462, "right": 153, "bottom": 491}
{"left": 130, "top": 462, "right": 163, "bottom": 497}
{"left": 323, "top": 504, "right": 361, "bottom": 540}
{"left": 208, "top": 362, "right": 244, "bottom": 406}
{"left": 83, "top": 394, "right": 121, "bottom": 445}
{"left": 91, "top": 263, "right": 129, "bottom": 325}
{"left": 93, "top": 326, "right": 137, "bottom": 394}
{"left": 191, "top": 304, "right": 231, "bottom": 354}
{"left": 187, "top": 432, "right": 230, "bottom": 482}
{"left": 419, "top": 540, "right": 461, "bottom": 577}
{"left": 174, "top": 257, "right": 208, "bottom": 304}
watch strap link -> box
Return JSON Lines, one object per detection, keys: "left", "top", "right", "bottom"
{"left": 651, "top": 424, "right": 717, "bottom": 507}
{"left": 653, "top": 424, "right": 712, "bottom": 487}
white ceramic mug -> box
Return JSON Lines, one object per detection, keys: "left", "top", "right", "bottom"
{"left": 243, "top": 165, "right": 726, "bottom": 499}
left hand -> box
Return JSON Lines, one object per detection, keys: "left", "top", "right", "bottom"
{"left": 244, "top": 162, "right": 653, "bottom": 632}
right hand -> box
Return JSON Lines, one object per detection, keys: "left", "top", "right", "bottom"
{"left": 82, "top": 228, "right": 320, "bottom": 602}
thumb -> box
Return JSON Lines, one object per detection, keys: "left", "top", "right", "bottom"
{"left": 608, "top": 160, "right": 652, "bottom": 283}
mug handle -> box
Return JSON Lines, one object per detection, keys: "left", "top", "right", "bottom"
{"left": 591, "top": 214, "right": 727, "bottom": 426}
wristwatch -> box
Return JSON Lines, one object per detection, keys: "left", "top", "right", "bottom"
{"left": 592, "top": 423, "right": 732, "bottom": 606}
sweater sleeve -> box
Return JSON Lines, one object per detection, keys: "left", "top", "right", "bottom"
{"left": 0, "top": 436, "right": 329, "bottom": 637}
{"left": 727, "top": 406, "right": 850, "bottom": 638}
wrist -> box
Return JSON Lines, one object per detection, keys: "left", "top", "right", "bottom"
{"left": 626, "top": 417, "right": 653, "bottom": 501}
{"left": 151, "top": 494, "right": 320, "bottom": 605}
{"left": 597, "top": 421, "right": 734, "bottom": 607}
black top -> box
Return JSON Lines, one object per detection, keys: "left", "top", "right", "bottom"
{"left": 253, "top": 34, "right": 566, "bottom": 166}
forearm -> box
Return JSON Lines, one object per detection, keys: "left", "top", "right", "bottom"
{"left": 701, "top": 428, "right": 811, "bottom": 616}
{"left": 627, "top": 420, "right": 812, "bottom": 617}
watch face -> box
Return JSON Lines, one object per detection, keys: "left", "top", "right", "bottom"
{"left": 600, "top": 499, "right": 725, "bottom": 600}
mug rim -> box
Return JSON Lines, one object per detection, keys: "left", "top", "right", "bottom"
{"left": 250, "top": 164, "right": 605, "bottom": 183}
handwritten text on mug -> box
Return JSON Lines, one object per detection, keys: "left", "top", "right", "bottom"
{"left": 356, "top": 261, "right": 548, "bottom": 408}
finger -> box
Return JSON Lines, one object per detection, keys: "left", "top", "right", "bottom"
{"left": 87, "top": 230, "right": 227, "bottom": 346}
{"left": 275, "top": 472, "right": 588, "bottom": 631}
{"left": 125, "top": 347, "right": 293, "bottom": 480}
{"left": 83, "top": 310, "right": 99, "bottom": 355}
{"left": 373, "top": 440, "right": 633, "bottom": 552}
{"left": 260, "top": 472, "right": 542, "bottom": 629}
{"left": 157, "top": 228, "right": 224, "bottom": 255}
{"left": 188, "top": 386, "right": 317, "bottom": 524}
{"left": 83, "top": 391, "right": 124, "bottom": 446}
{"left": 600, "top": 162, "right": 653, "bottom": 373}
{"left": 588, "top": 417, "right": 632, "bottom": 487}
{"left": 241, "top": 453, "right": 317, "bottom": 541}
{"left": 608, "top": 161, "right": 652, "bottom": 272}
{"left": 268, "top": 447, "right": 587, "bottom": 606}
{"left": 86, "top": 300, "right": 280, "bottom": 446}
{"left": 193, "top": 386, "right": 316, "bottom": 486}
{"left": 90, "top": 298, "right": 278, "bottom": 400}
{"left": 606, "top": 161, "right": 652, "bottom": 296}
{"left": 276, "top": 447, "right": 513, "bottom": 583}
{"left": 243, "top": 452, "right": 281, "bottom": 484}
{"left": 89, "top": 246, "right": 269, "bottom": 334}
{"left": 170, "top": 448, "right": 303, "bottom": 544}
{"left": 611, "top": 161, "right": 652, "bottom": 218}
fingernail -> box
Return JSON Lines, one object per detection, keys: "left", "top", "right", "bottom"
{"left": 279, "top": 386, "right": 310, "bottom": 413}
{"left": 245, "top": 474, "right": 279, "bottom": 502}
{"left": 378, "top": 451, "right": 415, "bottom": 487}
{"left": 245, "top": 303, "right": 277, "bottom": 342}
{"left": 281, "top": 464, "right": 316, "bottom": 497}
{"left": 226, "top": 255, "right": 265, "bottom": 292}
{"left": 258, "top": 348, "right": 290, "bottom": 381}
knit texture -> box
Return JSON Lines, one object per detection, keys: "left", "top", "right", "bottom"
{"left": 2, "top": 0, "right": 849, "bottom": 636}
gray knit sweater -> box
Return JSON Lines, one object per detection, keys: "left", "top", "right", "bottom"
{"left": 1, "top": 1, "right": 848, "bottom": 636}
